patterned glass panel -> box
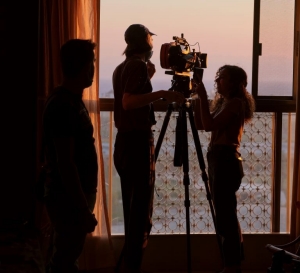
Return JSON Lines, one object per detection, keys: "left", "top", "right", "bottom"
{"left": 152, "top": 112, "right": 273, "bottom": 234}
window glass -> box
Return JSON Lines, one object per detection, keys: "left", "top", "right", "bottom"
{"left": 99, "top": 0, "right": 254, "bottom": 98}
{"left": 258, "top": 0, "right": 294, "bottom": 96}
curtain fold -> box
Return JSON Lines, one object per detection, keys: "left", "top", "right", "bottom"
{"left": 37, "top": 0, "right": 115, "bottom": 270}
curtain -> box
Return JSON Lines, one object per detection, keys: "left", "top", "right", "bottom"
{"left": 75, "top": 0, "right": 116, "bottom": 270}
{"left": 37, "top": 0, "right": 115, "bottom": 270}
{"left": 290, "top": 2, "right": 300, "bottom": 243}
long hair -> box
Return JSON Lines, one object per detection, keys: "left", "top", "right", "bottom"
{"left": 210, "top": 65, "right": 255, "bottom": 123}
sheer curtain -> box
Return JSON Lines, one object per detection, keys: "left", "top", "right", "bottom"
{"left": 37, "top": 0, "right": 115, "bottom": 270}
{"left": 75, "top": 0, "right": 115, "bottom": 270}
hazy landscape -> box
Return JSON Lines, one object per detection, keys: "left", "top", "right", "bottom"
{"left": 99, "top": 77, "right": 293, "bottom": 98}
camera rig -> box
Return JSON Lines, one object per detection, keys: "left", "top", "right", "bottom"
{"left": 155, "top": 34, "right": 222, "bottom": 273}
{"left": 160, "top": 33, "right": 207, "bottom": 98}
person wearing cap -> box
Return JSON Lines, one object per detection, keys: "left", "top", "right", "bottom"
{"left": 112, "top": 24, "right": 185, "bottom": 273}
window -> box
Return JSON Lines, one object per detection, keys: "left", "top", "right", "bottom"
{"left": 100, "top": 0, "right": 254, "bottom": 99}
{"left": 99, "top": 0, "right": 297, "bottom": 234}
{"left": 252, "top": 0, "right": 295, "bottom": 99}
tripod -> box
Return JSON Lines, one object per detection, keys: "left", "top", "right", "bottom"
{"left": 114, "top": 74, "right": 223, "bottom": 273}
{"left": 154, "top": 97, "right": 223, "bottom": 273}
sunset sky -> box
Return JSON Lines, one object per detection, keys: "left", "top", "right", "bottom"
{"left": 99, "top": 0, "right": 294, "bottom": 97}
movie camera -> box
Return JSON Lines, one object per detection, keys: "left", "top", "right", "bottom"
{"left": 160, "top": 34, "right": 208, "bottom": 98}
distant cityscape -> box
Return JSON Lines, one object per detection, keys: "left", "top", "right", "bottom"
{"left": 99, "top": 78, "right": 293, "bottom": 98}
{"left": 99, "top": 78, "right": 222, "bottom": 99}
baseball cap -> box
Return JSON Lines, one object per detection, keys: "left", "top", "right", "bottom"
{"left": 124, "top": 24, "right": 156, "bottom": 44}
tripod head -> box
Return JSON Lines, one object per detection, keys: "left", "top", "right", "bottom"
{"left": 167, "top": 69, "right": 204, "bottom": 99}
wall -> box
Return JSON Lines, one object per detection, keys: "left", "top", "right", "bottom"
{"left": 0, "top": 1, "right": 39, "bottom": 225}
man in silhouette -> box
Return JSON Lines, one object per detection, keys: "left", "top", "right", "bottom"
{"left": 42, "top": 39, "right": 98, "bottom": 273}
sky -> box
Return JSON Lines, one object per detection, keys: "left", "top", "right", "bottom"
{"left": 99, "top": 0, "right": 295, "bottom": 97}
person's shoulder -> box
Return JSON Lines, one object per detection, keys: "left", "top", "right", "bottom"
{"left": 45, "top": 87, "right": 77, "bottom": 111}
{"left": 113, "top": 60, "right": 126, "bottom": 71}
{"left": 113, "top": 57, "right": 144, "bottom": 73}
{"left": 124, "top": 56, "right": 146, "bottom": 70}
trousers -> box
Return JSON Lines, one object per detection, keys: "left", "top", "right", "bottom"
{"left": 114, "top": 130, "right": 155, "bottom": 270}
{"left": 45, "top": 192, "right": 96, "bottom": 273}
{"left": 207, "top": 145, "right": 244, "bottom": 267}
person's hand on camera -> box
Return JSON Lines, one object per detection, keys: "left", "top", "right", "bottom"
{"left": 79, "top": 207, "right": 98, "bottom": 233}
{"left": 163, "top": 91, "right": 186, "bottom": 105}
{"left": 147, "top": 60, "right": 156, "bottom": 79}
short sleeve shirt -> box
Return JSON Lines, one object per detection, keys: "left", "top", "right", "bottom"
{"left": 112, "top": 56, "right": 156, "bottom": 132}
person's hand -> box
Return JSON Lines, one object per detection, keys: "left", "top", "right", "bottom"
{"left": 192, "top": 79, "right": 207, "bottom": 100}
{"left": 79, "top": 208, "right": 98, "bottom": 233}
{"left": 163, "top": 91, "right": 186, "bottom": 105}
{"left": 147, "top": 60, "right": 156, "bottom": 79}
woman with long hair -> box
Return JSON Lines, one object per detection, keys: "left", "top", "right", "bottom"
{"left": 193, "top": 65, "right": 255, "bottom": 273}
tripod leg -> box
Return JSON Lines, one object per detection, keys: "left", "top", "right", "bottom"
{"left": 186, "top": 106, "right": 224, "bottom": 266}
{"left": 178, "top": 107, "right": 192, "bottom": 273}
{"left": 155, "top": 104, "right": 174, "bottom": 162}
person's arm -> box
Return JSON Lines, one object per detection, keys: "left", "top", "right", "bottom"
{"left": 122, "top": 90, "right": 185, "bottom": 110}
{"left": 194, "top": 81, "right": 239, "bottom": 132}
{"left": 193, "top": 98, "right": 204, "bottom": 130}
{"left": 53, "top": 137, "right": 88, "bottom": 209}
{"left": 146, "top": 60, "right": 156, "bottom": 79}
{"left": 122, "top": 59, "right": 185, "bottom": 110}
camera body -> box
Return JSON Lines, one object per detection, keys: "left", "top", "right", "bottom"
{"left": 160, "top": 34, "right": 207, "bottom": 98}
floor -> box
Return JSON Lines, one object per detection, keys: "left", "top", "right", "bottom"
{"left": 0, "top": 220, "right": 295, "bottom": 273}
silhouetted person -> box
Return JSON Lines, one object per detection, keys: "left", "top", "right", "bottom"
{"left": 113, "top": 24, "right": 185, "bottom": 273}
{"left": 193, "top": 65, "right": 255, "bottom": 273}
{"left": 42, "top": 39, "right": 98, "bottom": 273}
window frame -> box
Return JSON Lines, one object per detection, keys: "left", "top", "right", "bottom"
{"left": 99, "top": 0, "right": 300, "bottom": 234}
{"left": 252, "top": 0, "right": 298, "bottom": 113}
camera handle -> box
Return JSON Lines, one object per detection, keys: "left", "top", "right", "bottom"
{"left": 155, "top": 101, "right": 224, "bottom": 273}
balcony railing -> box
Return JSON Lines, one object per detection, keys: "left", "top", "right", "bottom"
{"left": 100, "top": 99, "right": 295, "bottom": 234}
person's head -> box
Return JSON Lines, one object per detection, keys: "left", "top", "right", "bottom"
{"left": 212, "top": 65, "right": 255, "bottom": 122}
{"left": 123, "top": 24, "right": 155, "bottom": 60}
{"left": 215, "top": 65, "right": 248, "bottom": 99}
{"left": 60, "top": 39, "right": 96, "bottom": 88}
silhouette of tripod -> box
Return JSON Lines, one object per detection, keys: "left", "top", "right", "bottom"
{"left": 114, "top": 74, "right": 223, "bottom": 273}
{"left": 154, "top": 74, "right": 223, "bottom": 273}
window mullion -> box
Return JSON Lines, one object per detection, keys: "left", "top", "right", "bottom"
{"left": 272, "top": 112, "right": 282, "bottom": 232}
{"left": 252, "top": 0, "right": 260, "bottom": 98}
{"left": 108, "top": 111, "right": 114, "bottom": 230}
